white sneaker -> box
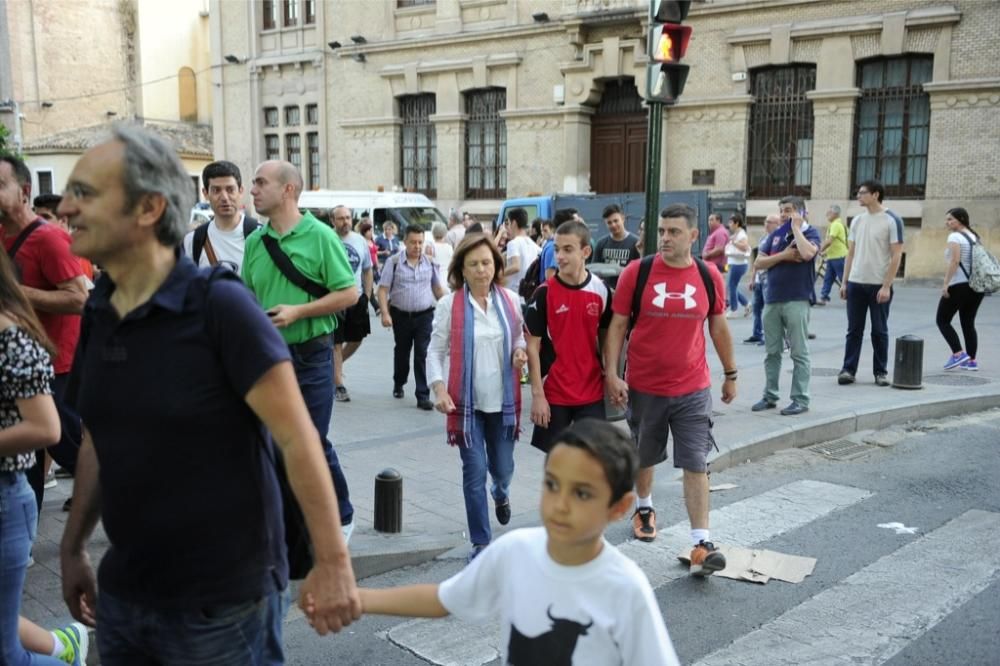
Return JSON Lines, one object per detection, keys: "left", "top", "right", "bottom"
{"left": 342, "top": 521, "right": 355, "bottom": 544}
{"left": 725, "top": 311, "right": 740, "bottom": 319}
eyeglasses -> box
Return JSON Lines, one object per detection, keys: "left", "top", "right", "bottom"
{"left": 857, "top": 189, "right": 870, "bottom": 195}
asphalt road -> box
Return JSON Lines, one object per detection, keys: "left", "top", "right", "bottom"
{"left": 282, "top": 408, "right": 1000, "bottom": 665}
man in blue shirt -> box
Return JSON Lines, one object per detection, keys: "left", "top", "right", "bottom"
{"left": 57, "top": 125, "right": 359, "bottom": 664}
{"left": 751, "top": 196, "right": 820, "bottom": 416}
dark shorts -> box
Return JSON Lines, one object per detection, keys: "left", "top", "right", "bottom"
{"left": 627, "top": 387, "right": 716, "bottom": 472}
{"left": 529, "top": 400, "right": 606, "bottom": 453}
{"left": 333, "top": 295, "right": 371, "bottom": 344}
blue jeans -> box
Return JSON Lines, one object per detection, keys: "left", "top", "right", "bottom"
{"left": 289, "top": 344, "right": 353, "bottom": 526}
{"left": 751, "top": 282, "right": 765, "bottom": 340}
{"left": 458, "top": 411, "right": 515, "bottom": 546}
{"left": 96, "top": 587, "right": 289, "bottom": 665}
{"left": 842, "top": 282, "right": 892, "bottom": 376}
{"left": 820, "top": 257, "right": 845, "bottom": 300}
{"left": 0, "top": 472, "right": 65, "bottom": 665}
{"left": 727, "top": 264, "right": 749, "bottom": 310}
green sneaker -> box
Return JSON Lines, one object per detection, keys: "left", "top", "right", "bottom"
{"left": 53, "top": 622, "right": 89, "bottom": 666}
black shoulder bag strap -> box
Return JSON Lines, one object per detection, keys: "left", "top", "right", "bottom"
{"left": 6, "top": 220, "right": 44, "bottom": 282}
{"left": 261, "top": 234, "right": 330, "bottom": 299}
{"left": 957, "top": 232, "right": 975, "bottom": 280}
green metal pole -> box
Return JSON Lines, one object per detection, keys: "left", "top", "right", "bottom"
{"left": 643, "top": 101, "right": 663, "bottom": 257}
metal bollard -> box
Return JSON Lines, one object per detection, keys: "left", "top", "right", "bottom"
{"left": 373, "top": 468, "right": 403, "bottom": 533}
{"left": 892, "top": 335, "right": 924, "bottom": 389}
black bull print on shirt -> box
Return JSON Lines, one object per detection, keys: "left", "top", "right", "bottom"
{"left": 506, "top": 605, "right": 594, "bottom": 665}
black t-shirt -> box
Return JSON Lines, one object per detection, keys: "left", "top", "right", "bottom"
{"left": 590, "top": 233, "right": 641, "bottom": 286}
{"left": 70, "top": 258, "right": 290, "bottom": 608}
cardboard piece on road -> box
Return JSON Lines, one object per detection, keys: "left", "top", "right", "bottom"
{"left": 677, "top": 545, "right": 816, "bottom": 584}
{"left": 709, "top": 483, "right": 739, "bottom": 492}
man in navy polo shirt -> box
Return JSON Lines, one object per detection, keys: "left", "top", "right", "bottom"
{"left": 751, "top": 196, "right": 820, "bottom": 416}
{"left": 57, "top": 125, "right": 360, "bottom": 664}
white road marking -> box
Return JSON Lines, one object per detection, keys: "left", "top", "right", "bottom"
{"left": 694, "top": 509, "right": 1000, "bottom": 666}
{"left": 386, "top": 479, "right": 873, "bottom": 665}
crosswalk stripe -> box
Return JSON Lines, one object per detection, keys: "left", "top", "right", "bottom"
{"left": 694, "top": 509, "right": 1000, "bottom": 666}
{"left": 386, "top": 479, "right": 873, "bottom": 665}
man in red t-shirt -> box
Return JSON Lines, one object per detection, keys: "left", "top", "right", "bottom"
{"left": 604, "top": 203, "right": 737, "bottom": 577}
{"left": 525, "top": 219, "right": 612, "bottom": 452}
{"left": 1, "top": 155, "right": 88, "bottom": 510}
{"left": 701, "top": 213, "right": 729, "bottom": 273}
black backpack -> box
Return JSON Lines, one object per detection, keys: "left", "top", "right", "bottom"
{"left": 190, "top": 216, "right": 260, "bottom": 265}
{"left": 518, "top": 254, "right": 545, "bottom": 299}
{"left": 629, "top": 255, "right": 716, "bottom": 332}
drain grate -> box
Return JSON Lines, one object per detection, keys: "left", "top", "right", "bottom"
{"left": 803, "top": 439, "right": 877, "bottom": 461}
{"left": 923, "top": 374, "right": 991, "bottom": 387}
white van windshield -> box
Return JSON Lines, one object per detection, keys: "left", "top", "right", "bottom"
{"left": 391, "top": 206, "right": 447, "bottom": 230}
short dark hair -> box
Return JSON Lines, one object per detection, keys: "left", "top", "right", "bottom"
{"left": 546, "top": 419, "right": 637, "bottom": 504}
{"left": 0, "top": 155, "right": 32, "bottom": 189}
{"left": 857, "top": 179, "right": 885, "bottom": 203}
{"left": 466, "top": 222, "right": 484, "bottom": 234}
{"left": 555, "top": 220, "right": 591, "bottom": 248}
{"left": 660, "top": 203, "right": 697, "bottom": 228}
{"left": 201, "top": 160, "right": 243, "bottom": 189}
{"left": 33, "top": 193, "right": 62, "bottom": 210}
{"left": 403, "top": 225, "right": 425, "bottom": 239}
{"left": 946, "top": 207, "right": 975, "bottom": 234}
{"left": 540, "top": 218, "right": 554, "bottom": 232}
{"left": 554, "top": 208, "right": 578, "bottom": 225}
{"left": 778, "top": 195, "right": 806, "bottom": 213}
{"left": 448, "top": 232, "right": 506, "bottom": 291}
{"left": 507, "top": 207, "right": 528, "bottom": 229}
{"left": 729, "top": 212, "right": 745, "bottom": 229}
{"left": 358, "top": 221, "right": 373, "bottom": 237}
{"left": 602, "top": 203, "right": 623, "bottom": 219}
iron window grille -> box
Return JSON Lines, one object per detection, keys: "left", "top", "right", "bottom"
{"left": 307, "top": 132, "right": 320, "bottom": 189}
{"left": 283, "top": 0, "right": 298, "bottom": 27}
{"left": 747, "top": 65, "right": 816, "bottom": 199}
{"left": 285, "top": 106, "right": 300, "bottom": 127}
{"left": 399, "top": 94, "right": 437, "bottom": 198}
{"left": 264, "top": 107, "right": 279, "bottom": 128}
{"left": 286, "top": 134, "right": 302, "bottom": 170}
{"left": 596, "top": 78, "right": 644, "bottom": 114}
{"left": 852, "top": 56, "right": 932, "bottom": 198}
{"left": 306, "top": 104, "right": 319, "bottom": 126}
{"left": 262, "top": 0, "right": 276, "bottom": 30}
{"left": 304, "top": 0, "right": 315, "bottom": 24}
{"left": 398, "top": 0, "right": 435, "bottom": 7}
{"left": 465, "top": 88, "right": 507, "bottom": 199}
{"left": 265, "top": 134, "right": 280, "bottom": 160}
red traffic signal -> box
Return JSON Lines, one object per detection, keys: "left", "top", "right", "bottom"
{"left": 650, "top": 23, "right": 692, "bottom": 63}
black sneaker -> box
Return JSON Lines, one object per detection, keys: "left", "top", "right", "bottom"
{"left": 743, "top": 336, "right": 763, "bottom": 344}
{"left": 392, "top": 387, "right": 404, "bottom": 399}
{"left": 690, "top": 540, "right": 726, "bottom": 576}
{"left": 417, "top": 399, "right": 433, "bottom": 411}
{"left": 495, "top": 500, "right": 511, "bottom": 525}
{"left": 631, "top": 508, "right": 657, "bottom": 542}
{"left": 751, "top": 398, "right": 776, "bottom": 412}
{"left": 335, "top": 386, "right": 351, "bottom": 402}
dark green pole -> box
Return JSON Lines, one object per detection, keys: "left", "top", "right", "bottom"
{"left": 643, "top": 101, "right": 663, "bottom": 257}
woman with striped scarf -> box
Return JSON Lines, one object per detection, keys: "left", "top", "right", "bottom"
{"left": 426, "top": 233, "right": 527, "bottom": 563}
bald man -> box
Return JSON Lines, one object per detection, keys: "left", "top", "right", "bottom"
{"left": 243, "top": 160, "right": 359, "bottom": 543}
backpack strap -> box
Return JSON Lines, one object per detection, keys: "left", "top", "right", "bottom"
{"left": 191, "top": 223, "right": 210, "bottom": 265}
{"left": 7, "top": 219, "right": 43, "bottom": 260}
{"left": 242, "top": 216, "right": 261, "bottom": 238}
{"left": 629, "top": 254, "right": 716, "bottom": 332}
{"left": 261, "top": 234, "right": 330, "bottom": 300}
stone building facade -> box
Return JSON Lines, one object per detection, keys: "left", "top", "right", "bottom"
{"left": 212, "top": 0, "right": 999, "bottom": 278}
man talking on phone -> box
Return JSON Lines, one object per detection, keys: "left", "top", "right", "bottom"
{"left": 751, "top": 196, "right": 820, "bottom": 416}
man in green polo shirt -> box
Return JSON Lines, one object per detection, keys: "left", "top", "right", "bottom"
{"left": 243, "top": 160, "right": 359, "bottom": 540}
{"left": 818, "top": 204, "right": 848, "bottom": 305}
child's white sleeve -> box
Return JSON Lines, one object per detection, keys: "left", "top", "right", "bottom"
{"left": 437, "top": 543, "right": 505, "bottom": 624}
{"left": 620, "top": 582, "right": 681, "bottom": 666}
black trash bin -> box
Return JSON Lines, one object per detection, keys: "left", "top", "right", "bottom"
{"left": 588, "top": 262, "right": 627, "bottom": 422}
{"left": 892, "top": 335, "right": 923, "bottom": 390}
{"left": 374, "top": 468, "right": 403, "bottom": 533}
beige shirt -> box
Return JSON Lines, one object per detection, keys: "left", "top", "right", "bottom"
{"left": 848, "top": 210, "right": 903, "bottom": 285}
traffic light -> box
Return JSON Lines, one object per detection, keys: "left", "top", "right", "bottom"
{"left": 646, "top": 1, "right": 692, "bottom": 104}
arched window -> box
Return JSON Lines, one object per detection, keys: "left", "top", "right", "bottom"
{"left": 178, "top": 67, "right": 197, "bottom": 122}
{"left": 852, "top": 56, "right": 932, "bottom": 198}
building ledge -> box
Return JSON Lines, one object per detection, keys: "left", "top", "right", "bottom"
{"left": 22, "top": 118, "right": 212, "bottom": 158}
{"left": 726, "top": 5, "right": 961, "bottom": 44}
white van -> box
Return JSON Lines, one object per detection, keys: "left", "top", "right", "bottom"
{"left": 297, "top": 190, "right": 447, "bottom": 231}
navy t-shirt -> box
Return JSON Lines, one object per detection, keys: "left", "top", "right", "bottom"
{"left": 69, "top": 257, "right": 290, "bottom": 608}
{"left": 761, "top": 222, "right": 821, "bottom": 304}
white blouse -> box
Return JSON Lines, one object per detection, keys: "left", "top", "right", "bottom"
{"left": 426, "top": 287, "right": 526, "bottom": 413}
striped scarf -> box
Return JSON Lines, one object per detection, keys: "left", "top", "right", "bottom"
{"left": 446, "top": 285, "right": 521, "bottom": 447}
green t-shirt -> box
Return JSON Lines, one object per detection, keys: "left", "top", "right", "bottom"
{"left": 242, "top": 211, "right": 355, "bottom": 344}
{"left": 826, "top": 217, "right": 848, "bottom": 260}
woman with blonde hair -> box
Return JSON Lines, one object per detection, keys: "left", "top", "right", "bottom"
{"left": 425, "top": 233, "right": 527, "bottom": 563}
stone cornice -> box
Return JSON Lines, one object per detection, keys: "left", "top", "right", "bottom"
{"left": 923, "top": 78, "right": 1000, "bottom": 94}
{"left": 501, "top": 107, "right": 566, "bottom": 119}
{"left": 669, "top": 94, "right": 754, "bottom": 110}
{"left": 249, "top": 51, "right": 324, "bottom": 71}
{"left": 806, "top": 88, "right": 862, "bottom": 101}
{"left": 378, "top": 53, "right": 522, "bottom": 78}
{"left": 337, "top": 24, "right": 563, "bottom": 56}
{"left": 339, "top": 117, "right": 400, "bottom": 129}
{"left": 726, "top": 5, "right": 960, "bottom": 45}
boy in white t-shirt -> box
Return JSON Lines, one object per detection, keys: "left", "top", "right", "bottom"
{"left": 501, "top": 207, "right": 541, "bottom": 296}
{"left": 359, "top": 420, "right": 680, "bottom": 666}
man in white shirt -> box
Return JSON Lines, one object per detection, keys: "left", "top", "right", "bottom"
{"left": 501, "top": 207, "right": 540, "bottom": 297}
{"left": 331, "top": 205, "right": 374, "bottom": 402}
{"left": 445, "top": 210, "right": 466, "bottom": 248}
{"left": 182, "top": 161, "right": 259, "bottom": 274}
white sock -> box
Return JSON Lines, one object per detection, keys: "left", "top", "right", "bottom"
{"left": 636, "top": 495, "right": 653, "bottom": 510}
{"left": 691, "top": 528, "right": 710, "bottom": 546}
{"left": 50, "top": 632, "right": 65, "bottom": 657}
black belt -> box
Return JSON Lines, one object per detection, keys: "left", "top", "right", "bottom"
{"left": 288, "top": 333, "right": 333, "bottom": 355}
{"left": 389, "top": 306, "right": 434, "bottom": 317}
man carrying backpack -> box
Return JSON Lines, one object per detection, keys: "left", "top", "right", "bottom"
{"left": 604, "top": 203, "right": 736, "bottom": 577}
{"left": 182, "top": 161, "right": 259, "bottom": 273}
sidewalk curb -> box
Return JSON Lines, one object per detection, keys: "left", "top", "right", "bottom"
{"left": 709, "top": 391, "right": 1000, "bottom": 473}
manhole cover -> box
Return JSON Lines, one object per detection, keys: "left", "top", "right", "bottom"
{"left": 802, "top": 439, "right": 876, "bottom": 461}
{"left": 923, "top": 374, "right": 991, "bottom": 386}
{"left": 787, "top": 367, "right": 841, "bottom": 376}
